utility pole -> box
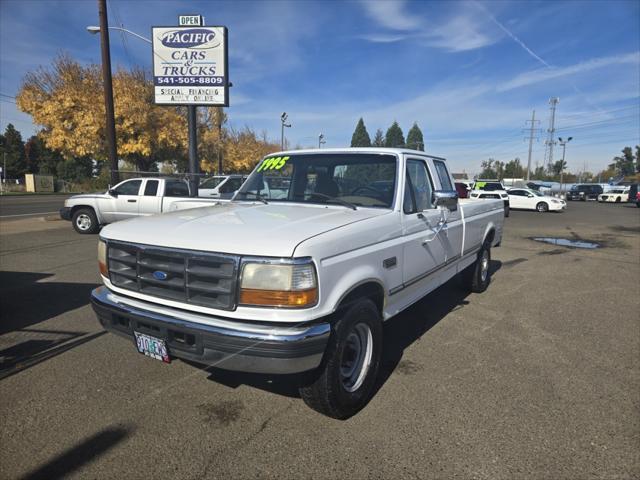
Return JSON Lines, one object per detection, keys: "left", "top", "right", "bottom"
{"left": 557, "top": 136, "right": 572, "bottom": 193}
{"left": 280, "top": 112, "right": 291, "bottom": 150}
{"left": 544, "top": 97, "right": 559, "bottom": 172}
{"left": 524, "top": 110, "right": 540, "bottom": 181}
{"left": 318, "top": 133, "right": 326, "bottom": 148}
{"left": 97, "top": 0, "right": 119, "bottom": 185}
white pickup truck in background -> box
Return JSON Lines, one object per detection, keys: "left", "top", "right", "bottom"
{"left": 91, "top": 148, "right": 504, "bottom": 419}
{"left": 60, "top": 177, "right": 224, "bottom": 234}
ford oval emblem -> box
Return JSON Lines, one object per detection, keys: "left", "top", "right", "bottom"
{"left": 153, "top": 271, "right": 168, "bottom": 281}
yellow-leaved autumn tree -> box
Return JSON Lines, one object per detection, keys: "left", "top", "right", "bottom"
{"left": 17, "top": 54, "right": 188, "bottom": 171}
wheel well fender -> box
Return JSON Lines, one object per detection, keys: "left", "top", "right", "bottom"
{"left": 70, "top": 205, "right": 101, "bottom": 224}
{"left": 334, "top": 280, "right": 385, "bottom": 317}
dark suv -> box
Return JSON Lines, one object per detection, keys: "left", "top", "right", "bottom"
{"left": 566, "top": 184, "right": 603, "bottom": 201}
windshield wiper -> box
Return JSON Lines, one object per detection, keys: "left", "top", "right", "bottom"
{"left": 308, "top": 193, "right": 357, "bottom": 210}
{"left": 233, "top": 191, "right": 269, "bottom": 204}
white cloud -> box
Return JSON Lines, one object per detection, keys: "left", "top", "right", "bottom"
{"left": 358, "top": 1, "right": 502, "bottom": 52}
{"left": 499, "top": 52, "right": 640, "bottom": 91}
{"left": 360, "top": 0, "right": 420, "bottom": 31}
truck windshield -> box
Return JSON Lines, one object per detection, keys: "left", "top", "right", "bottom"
{"left": 235, "top": 153, "right": 397, "bottom": 208}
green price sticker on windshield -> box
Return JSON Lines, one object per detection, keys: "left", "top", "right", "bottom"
{"left": 257, "top": 156, "right": 290, "bottom": 172}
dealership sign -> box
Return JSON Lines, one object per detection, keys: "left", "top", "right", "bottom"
{"left": 152, "top": 25, "right": 228, "bottom": 106}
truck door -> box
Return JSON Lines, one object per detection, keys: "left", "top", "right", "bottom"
{"left": 100, "top": 179, "right": 142, "bottom": 223}
{"left": 137, "top": 179, "right": 162, "bottom": 215}
{"left": 430, "top": 158, "right": 463, "bottom": 263}
{"left": 401, "top": 158, "right": 447, "bottom": 285}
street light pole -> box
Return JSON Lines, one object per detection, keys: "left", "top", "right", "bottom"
{"left": 280, "top": 112, "right": 291, "bottom": 150}
{"left": 97, "top": 0, "right": 119, "bottom": 185}
{"left": 558, "top": 136, "right": 572, "bottom": 194}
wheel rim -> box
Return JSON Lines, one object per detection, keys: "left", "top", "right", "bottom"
{"left": 339, "top": 323, "right": 373, "bottom": 393}
{"left": 76, "top": 214, "right": 92, "bottom": 231}
{"left": 537, "top": 203, "right": 546, "bottom": 212}
{"left": 480, "top": 250, "right": 489, "bottom": 283}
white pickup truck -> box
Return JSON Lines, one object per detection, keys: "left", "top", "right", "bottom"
{"left": 60, "top": 177, "right": 221, "bottom": 234}
{"left": 91, "top": 148, "right": 504, "bottom": 419}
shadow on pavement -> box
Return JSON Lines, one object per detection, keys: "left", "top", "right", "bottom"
{"left": 198, "top": 261, "right": 502, "bottom": 405}
{"left": 19, "top": 426, "right": 133, "bottom": 480}
{"left": 0, "top": 271, "right": 99, "bottom": 334}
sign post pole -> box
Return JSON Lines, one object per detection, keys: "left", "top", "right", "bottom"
{"left": 187, "top": 105, "right": 199, "bottom": 197}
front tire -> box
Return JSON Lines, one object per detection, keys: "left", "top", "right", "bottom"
{"left": 504, "top": 204, "right": 510, "bottom": 218}
{"left": 615, "top": 197, "right": 621, "bottom": 203}
{"left": 299, "top": 299, "right": 382, "bottom": 419}
{"left": 536, "top": 202, "right": 549, "bottom": 213}
{"left": 72, "top": 208, "right": 99, "bottom": 234}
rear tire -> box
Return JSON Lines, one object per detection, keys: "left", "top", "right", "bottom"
{"left": 615, "top": 197, "right": 621, "bottom": 203}
{"left": 536, "top": 202, "right": 549, "bottom": 213}
{"left": 72, "top": 208, "right": 99, "bottom": 234}
{"left": 299, "top": 299, "right": 382, "bottom": 420}
{"left": 462, "top": 245, "right": 491, "bottom": 293}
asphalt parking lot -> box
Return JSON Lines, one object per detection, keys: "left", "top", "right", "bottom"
{"left": 1, "top": 200, "right": 638, "bottom": 479}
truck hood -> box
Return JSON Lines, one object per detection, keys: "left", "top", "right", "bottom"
{"left": 66, "top": 192, "right": 110, "bottom": 203}
{"left": 100, "top": 202, "right": 389, "bottom": 257}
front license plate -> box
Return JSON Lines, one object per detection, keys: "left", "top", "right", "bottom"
{"left": 134, "top": 332, "right": 170, "bottom": 363}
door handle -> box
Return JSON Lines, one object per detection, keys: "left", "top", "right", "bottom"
{"left": 127, "top": 199, "right": 137, "bottom": 203}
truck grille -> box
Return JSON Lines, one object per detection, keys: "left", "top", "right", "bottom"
{"left": 107, "top": 241, "right": 239, "bottom": 310}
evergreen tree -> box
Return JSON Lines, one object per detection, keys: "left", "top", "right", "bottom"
{"left": 384, "top": 121, "right": 405, "bottom": 148}
{"left": 406, "top": 122, "right": 424, "bottom": 151}
{"left": 24, "top": 135, "right": 63, "bottom": 174}
{"left": 636, "top": 145, "right": 640, "bottom": 173}
{"left": 350, "top": 118, "right": 371, "bottom": 147}
{"left": 372, "top": 128, "right": 384, "bottom": 147}
{"left": 0, "top": 124, "right": 26, "bottom": 178}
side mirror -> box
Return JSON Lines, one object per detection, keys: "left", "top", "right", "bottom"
{"left": 527, "top": 194, "right": 534, "bottom": 198}
{"left": 108, "top": 189, "right": 118, "bottom": 197}
{"left": 432, "top": 190, "right": 458, "bottom": 211}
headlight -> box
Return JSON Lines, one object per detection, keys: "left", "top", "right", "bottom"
{"left": 239, "top": 260, "right": 318, "bottom": 308}
{"left": 551, "top": 199, "right": 560, "bottom": 204}
{"left": 98, "top": 239, "right": 108, "bottom": 276}
{"left": 501, "top": 194, "right": 508, "bottom": 198}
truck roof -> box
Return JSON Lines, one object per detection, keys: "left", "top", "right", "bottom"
{"left": 265, "top": 147, "right": 447, "bottom": 161}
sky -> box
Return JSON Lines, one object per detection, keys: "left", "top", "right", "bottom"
{"left": 0, "top": 0, "right": 639, "bottom": 175}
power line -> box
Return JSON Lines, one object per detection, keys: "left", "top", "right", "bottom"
{"left": 556, "top": 114, "right": 639, "bottom": 130}
{"left": 557, "top": 104, "right": 639, "bottom": 121}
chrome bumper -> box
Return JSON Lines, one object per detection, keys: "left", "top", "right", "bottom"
{"left": 90, "top": 287, "right": 330, "bottom": 374}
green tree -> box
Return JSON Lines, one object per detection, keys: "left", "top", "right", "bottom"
{"left": 610, "top": 147, "right": 635, "bottom": 176}
{"left": 504, "top": 157, "right": 524, "bottom": 178}
{"left": 406, "top": 122, "right": 424, "bottom": 151}
{"left": 384, "top": 121, "right": 405, "bottom": 148}
{"left": 350, "top": 118, "right": 371, "bottom": 147}
{"left": 635, "top": 145, "right": 640, "bottom": 174}
{"left": 551, "top": 159, "right": 567, "bottom": 177}
{"left": 0, "top": 124, "right": 26, "bottom": 178}
{"left": 372, "top": 128, "right": 384, "bottom": 147}
{"left": 24, "top": 135, "right": 63, "bottom": 174}
{"left": 56, "top": 156, "right": 93, "bottom": 182}
{"left": 479, "top": 158, "right": 497, "bottom": 178}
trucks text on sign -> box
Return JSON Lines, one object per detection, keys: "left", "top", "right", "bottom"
{"left": 152, "top": 25, "right": 228, "bottom": 106}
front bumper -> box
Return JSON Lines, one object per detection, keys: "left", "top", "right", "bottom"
{"left": 59, "top": 207, "right": 72, "bottom": 221}
{"left": 90, "top": 286, "right": 330, "bottom": 374}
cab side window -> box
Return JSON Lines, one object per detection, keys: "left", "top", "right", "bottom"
{"left": 219, "top": 177, "right": 242, "bottom": 193}
{"left": 114, "top": 180, "right": 142, "bottom": 196}
{"left": 165, "top": 181, "right": 190, "bottom": 197}
{"left": 144, "top": 180, "right": 159, "bottom": 196}
{"left": 403, "top": 160, "right": 433, "bottom": 213}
